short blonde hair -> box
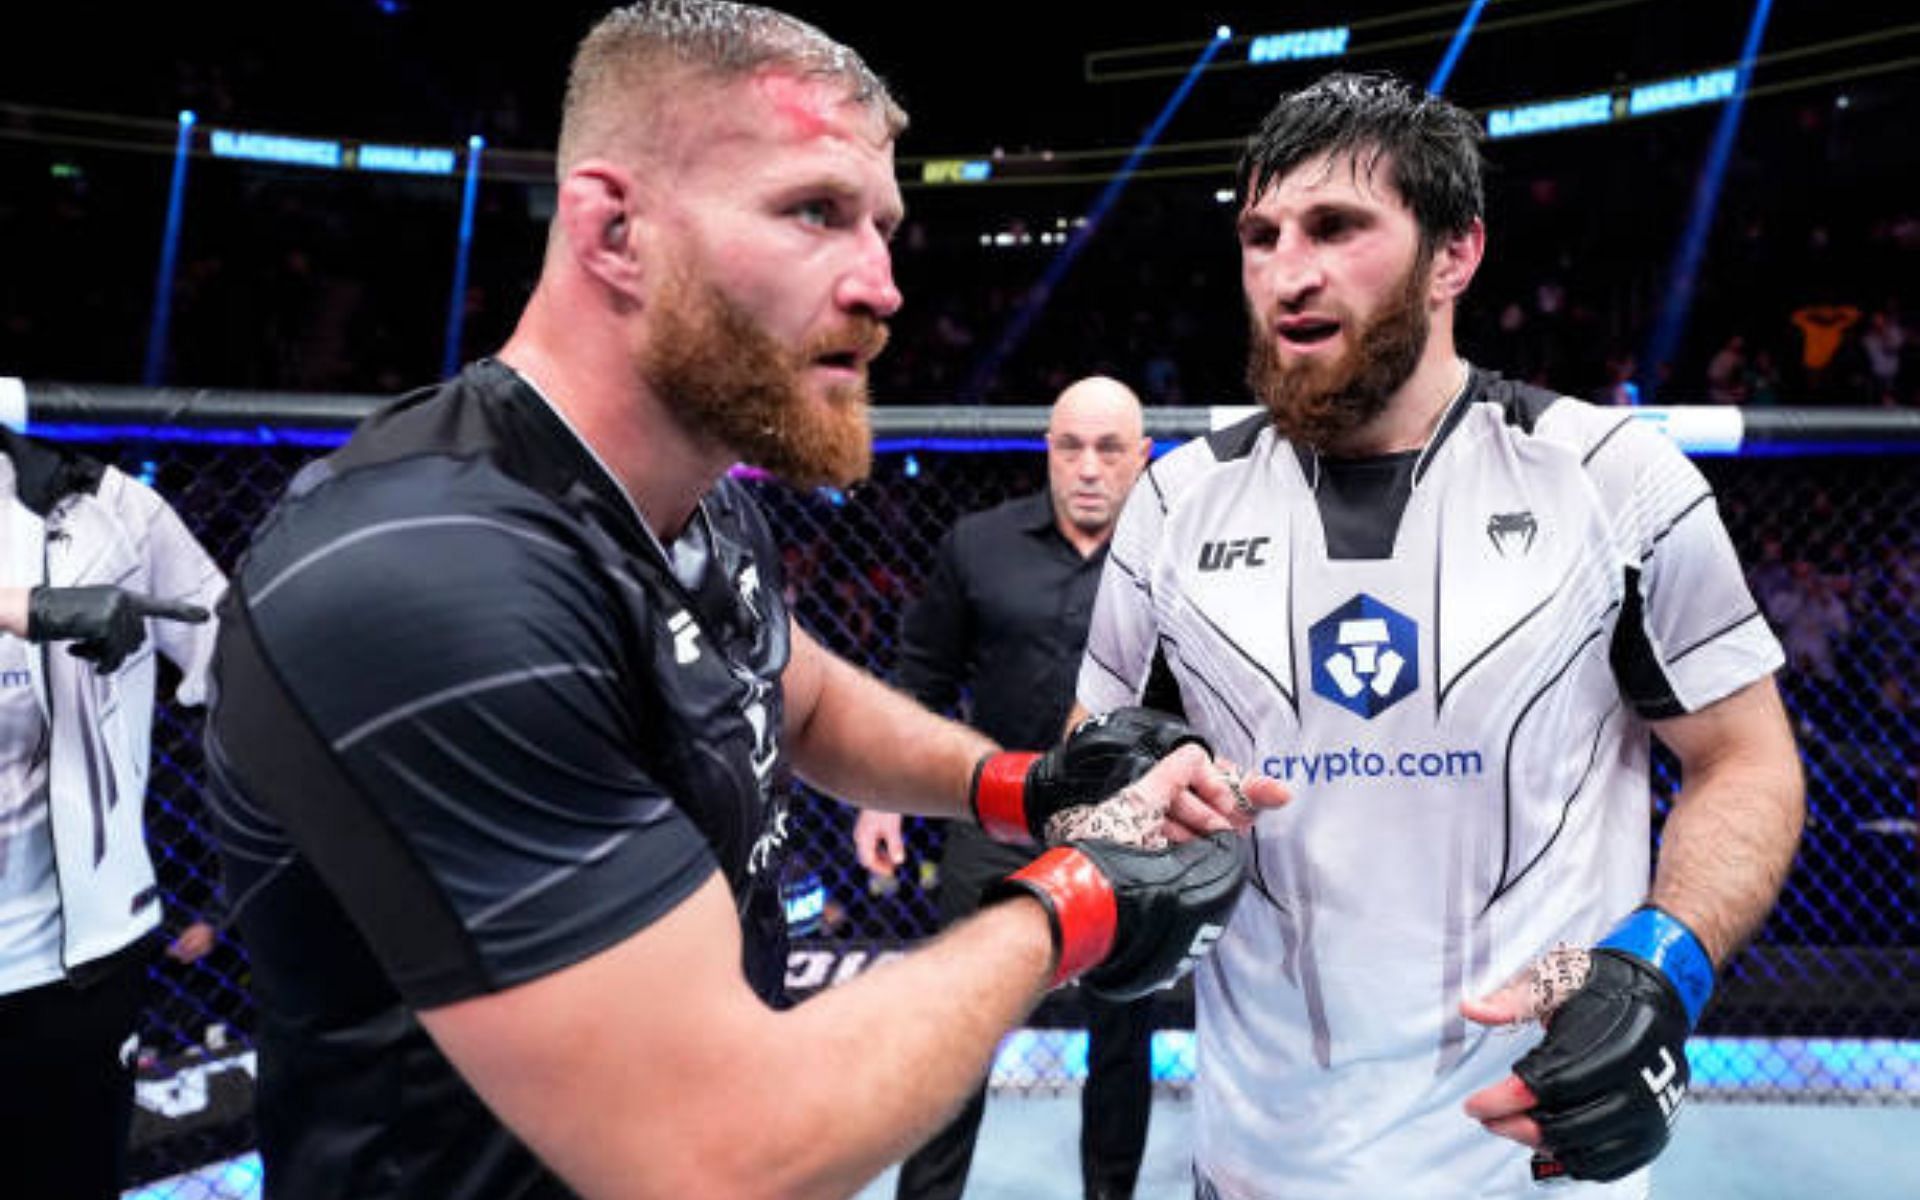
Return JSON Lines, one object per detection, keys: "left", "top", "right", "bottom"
{"left": 557, "top": 0, "right": 908, "bottom": 174}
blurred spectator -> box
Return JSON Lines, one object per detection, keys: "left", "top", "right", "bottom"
{"left": 1747, "top": 347, "right": 1785, "bottom": 406}
{"left": 1862, "top": 307, "right": 1908, "bottom": 400}
{"left": 1594, "top": 350, "right": 1641, "bottom": 406}
{"left": 1707, "top": 335, "right": 1750, "bottom": 404}
{"left": 1772, "top": 560, "right": 1851, "bottom": 682}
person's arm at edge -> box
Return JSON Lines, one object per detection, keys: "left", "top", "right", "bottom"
{"left": 1646, "top": 674, "right": 1805, "bottom": 965}
{"left": 420, "top": 871, "right": 1054, "bottom": 1200}
{"left": 0, "top": 588, "right": 25, "bottom": 638}
{"left": 785, "top": 619, "right": 991, "bottom": 817}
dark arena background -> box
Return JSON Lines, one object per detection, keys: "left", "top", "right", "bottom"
{"left": 3, "top": 1, "right": 1917, "bottom": 1196}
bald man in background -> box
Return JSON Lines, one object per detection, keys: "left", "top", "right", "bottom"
{"left": 855, "top": 377, "right": 1158, "bottom": 1200}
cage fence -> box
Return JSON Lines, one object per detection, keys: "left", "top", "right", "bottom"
{"left": 9, "top": 385, "right": 1915, "bottom": 1192}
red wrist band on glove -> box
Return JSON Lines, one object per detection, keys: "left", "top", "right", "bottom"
{"left": 971, "top": 751, "right": 1041, "bottom": 842}
{"left": 1009, "top": 847, "right": 1118, "bottom": 988}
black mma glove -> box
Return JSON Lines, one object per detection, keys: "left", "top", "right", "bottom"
{"left": 970, "top": 707, "right": 1208, "bottom": 844}
{"left": 26, "top": 585, "right": 210, "bottom": 674}
{"left": 1517, "top": 906, "right": 1714, "bottom": 1184}
{"left": 983, "top": 831, "right": 1248, "bottom": 1002}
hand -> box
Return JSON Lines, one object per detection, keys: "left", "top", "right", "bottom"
{"left": 969, "top": 707, "right": 1209, "bottom": 844}
{"left": 852, "top": 810, "right": 905, "bottom": 878}
{"left": 984, "top": 829, "right": 1249, "bottom": 1002}
{"left": 27, "top": 585, "right": 210, "bottom": 674}
{"left": 1043, "top": 751, "right": 1285, "bottom": 848}
{"left": 1462, "top": 908, "right": 1712, "bottom": 1182}
{"left": 165, "top": 921, "right": 218, "bottom": 964}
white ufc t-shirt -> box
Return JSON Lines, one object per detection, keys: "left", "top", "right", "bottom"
{"left": 1078, "top": 369, "right": 1783, "bottom": 1199}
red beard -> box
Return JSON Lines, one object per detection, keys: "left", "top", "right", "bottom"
{"left": 643, "top": 270, "right": 887, "bottom": 488}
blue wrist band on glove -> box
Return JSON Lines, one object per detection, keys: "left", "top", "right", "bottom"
{"left": 1599, "top": 906, "right": 1715, "bottom": 1028}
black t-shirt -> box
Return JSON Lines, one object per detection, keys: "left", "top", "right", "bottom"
{"left": 208, "top": 360, "right": 793, "bottom": 1199}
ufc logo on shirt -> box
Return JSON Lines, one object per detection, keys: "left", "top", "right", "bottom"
{"left": 1197, "top": 537, "right": 1270, "bottom": 572}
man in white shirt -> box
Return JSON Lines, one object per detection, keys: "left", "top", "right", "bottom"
{"left": 1076, "top": 73, "right": 1804, "bottom": 1199}
{"left": 0, "top": 427, "right": 222, "bottom": 1199}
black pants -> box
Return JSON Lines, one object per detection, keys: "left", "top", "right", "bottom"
{"left": 896, "top": 828, "right": 1156, "bottom": 1200}
{"left": 0, "top": 939, "right": 150, "bottom": 1200}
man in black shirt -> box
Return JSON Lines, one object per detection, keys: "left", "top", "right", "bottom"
{"left": 855, "top": 378, "right": 1158, "bottom": 1200}
{"left": 205, "top": 5, "right": 1283, "bottom": 1198}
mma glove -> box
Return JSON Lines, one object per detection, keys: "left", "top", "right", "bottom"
{"left": 1516, "top": 906, "right": 1714, "bottom": 1183}
{"left": 970, "top": 707, "right": 1208, "bottom": 844}
{"left": 983, "top": 832, "right": 1248, "bottom": 1002}
{"left": 26, "top": 585, "right": 210, "bottom": 674}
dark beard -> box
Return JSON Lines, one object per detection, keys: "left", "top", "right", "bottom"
{"left": 1246, "top": 252, "right": 1432, "bottom": 450}
{"left": 643, "top": 271, "right": 885, "bottom": 488}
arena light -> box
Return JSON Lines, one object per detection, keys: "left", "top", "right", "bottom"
{"left": 1643, "top": 0, "right": 1775, "bottom": 389}
{"left": 442, "top": 135, "right": 487, "bottom": 377}
{"left": 1246, "top": 26, "right": 1350, "bottom": 64}
{"left": 1428, "top": 0, "right": 1489, "bottom": 94}
{"left": 143, "top": 111, "right": 198, "bottom": 385}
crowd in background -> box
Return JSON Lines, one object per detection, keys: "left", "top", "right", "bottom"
{"left": 2, "top": 75, "right": 1916, "bottom": 410}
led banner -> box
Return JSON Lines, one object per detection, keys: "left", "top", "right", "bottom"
{"left": 1488, "top": 69, "right": 1741, "bottom": 139}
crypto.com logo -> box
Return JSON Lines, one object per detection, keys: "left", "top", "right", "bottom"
{"left": 1309, "top": 594, "right": 1419, "bottom": 718}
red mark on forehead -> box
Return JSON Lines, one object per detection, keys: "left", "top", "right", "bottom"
{"left": 755, "top": 72, "right": 839, "bottom": 138}
{"left": 752, "top": 71, "right": 875, "bottom": 144}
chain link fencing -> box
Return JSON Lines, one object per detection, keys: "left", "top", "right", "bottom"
{"left": 13, "top": 396, "right": 1913, "bottom": 1193}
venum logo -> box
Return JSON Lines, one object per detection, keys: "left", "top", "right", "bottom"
{"left": 1198, "top": 536, "right": 1271, "bottom": 572}
{"left": 1309, "top": 594, "right": 1419, "bottom": 718}
{"left": 1487, "top": 510, "right": 1538, "bottom": 557}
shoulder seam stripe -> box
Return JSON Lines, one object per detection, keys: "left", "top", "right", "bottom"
{"left": 1666, "top": 607, "right": 1766, "bottom": 668}
{"left": 333, "top": 663, "right": 618, "bottom": 752}
{"left": 1639, "top": 492, "right": 1715, "bottom": 560}
{"left": 251, "top": 515, "right": 574, "bottom": 607}
{"left": 468, "top": 831, "right": 634, "bottom": 930}
{"left": 1580, "top": 416, "right": 1637, "bottom": 467}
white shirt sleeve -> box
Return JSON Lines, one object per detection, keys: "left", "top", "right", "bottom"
{"left": 1078, "top": 462, "right": 1169, "bottom": 713}
{"left": 1600, "top": 420, "right": 1784, "bottom": 715}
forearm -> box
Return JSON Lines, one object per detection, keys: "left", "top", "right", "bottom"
{"left": 740, "top": 899, "right": 1053, "bottom": 1198}
{"left": 1649, "top": 755, "right": 1804, "bottom": 966}
{"left": 0, "top": 587, "right": 26, "bottom": 638}
{"left": 789, "top": 642, "right": 993, "bottom": 817}
{"left": 427, "top": 875, "right": 1056, "bottom": 1200}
